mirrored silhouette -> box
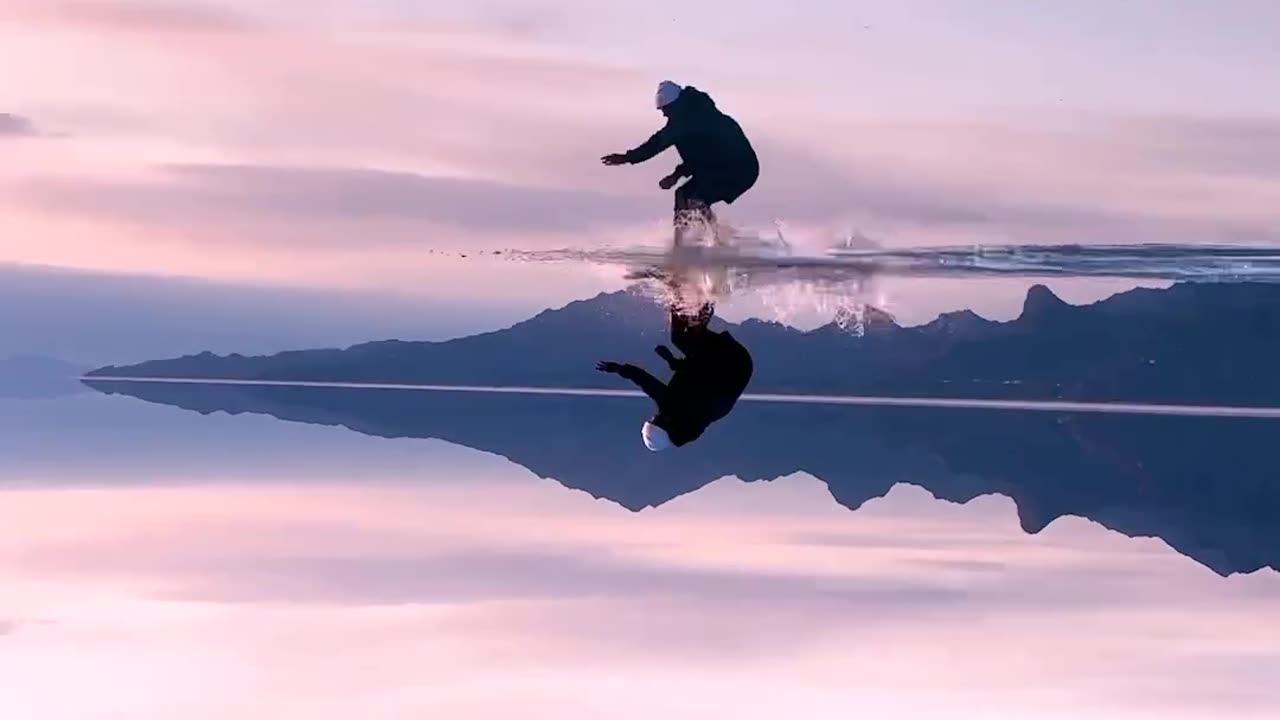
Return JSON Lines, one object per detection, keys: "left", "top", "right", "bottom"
{"left": 597, "top": 301, "right": 753, "bottom": 450}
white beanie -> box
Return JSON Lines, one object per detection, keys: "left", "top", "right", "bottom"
{"left": 655, "top": 80, "right": 683, "bottom": 109}
{"left": 642, "top": 420, "right": 672, "bottom": 451}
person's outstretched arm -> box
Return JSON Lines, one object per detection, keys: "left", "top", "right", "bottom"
{"left": 597, "top": 361, "right": 668, "bottom": 404}
{"left": 602, "top": 126, "right": 675, "bottom": 166}
{"left": 623, "top": 127, "right": 675, "bottom": 164}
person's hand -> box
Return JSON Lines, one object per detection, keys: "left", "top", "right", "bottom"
{"left": 658, "top": 173, "right": 679, "bottom": 190}
{"left": 601, "top": 153, "right": 628, "bottom": 166}
{"left": 654, "top": 345, "right": 676, "bottom": 363}
{"left": 596, "top": 361, "right": 623, "bottom": 374}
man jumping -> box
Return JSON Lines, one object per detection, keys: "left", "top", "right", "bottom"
{"left": 602, "top": 81, "right": 759, "bottom": 245}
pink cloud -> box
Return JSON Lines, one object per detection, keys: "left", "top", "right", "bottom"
{"left": 0, "top": 113, "right": 39, "bottom": 136}
{"left": 20, "top": 163, "right": 656, "bottom": 232}
{"left": 5, "top": 0, "right": 258, "bottom": 32}
{"left": 1, "top": 478, "right": 1277, "bottom": 719}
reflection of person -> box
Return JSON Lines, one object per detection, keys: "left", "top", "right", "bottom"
{"left": 601, "top": 81, "right": 759, "bottom": 245}
{"left": 597, "top": 303, "right": 754, "bottom": 451}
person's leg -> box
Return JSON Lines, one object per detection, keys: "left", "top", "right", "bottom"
{"left": 673, "top": 179, "right": 716, "bottom": 247}
{"left": 673, "top": 184, "right": 692, "bottom": 247}
{"left": 669, "top": 306, "right": 695, "bottom": 355}
{"left": 692, "top": 175, "right": 738, "bottom": 247}
{"left": 699, "top": 204, "right": 721, "bottom": 246}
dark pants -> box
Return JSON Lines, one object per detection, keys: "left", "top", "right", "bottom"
{"left": 670, "top": 304, "right": 715, "bottom": 356}
{"left": 674, "top": 170, "right": 755, "bottom": 213}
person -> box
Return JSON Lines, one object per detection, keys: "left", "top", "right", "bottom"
{"left": 596, "top": 303, "right": 754, "bottom": 451}
{"left": 601, "top": 81, "right": 759, "bottom": 245}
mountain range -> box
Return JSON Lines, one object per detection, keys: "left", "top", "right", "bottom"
{"left": 88, "top": 282, "right": 1280, "bottom": 407}
{"left": 82, "top": 281, "right": 1280, "bottom": 576}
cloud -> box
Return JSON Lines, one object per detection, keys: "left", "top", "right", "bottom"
{"left": 485, "top": 6, "right": 574, "bottom": 38}
{"left": 175, "top": 163, "right": 654, "bottom": 231}
{"left": 4, "top": 477, "right": 1279, "bottom": 717}
{"left": 8, "top": 483, "right": 1220, "bottom": 616}
{"left": 13, "top": 146, "right": 1241, "bottom": 253}
{"left": 17, "top": 163, "right": 659, "bottom": 234}
{"left": 0, "top": 113, "right": 38, "bottom": 137}
{"left": 717, "top": 132, "right": 1273, "bottom": 247}
{"left": 21, "top": 522, "right": 968, "bottom": 609}
{"left": 1103, "top": 114, "right": 1280, "bottom": 179}
{"left": 739, "top": 135, "right": 1085, "bottom": 228}
{"left": 8, "top": 0, "right": 257, "bottom": 33}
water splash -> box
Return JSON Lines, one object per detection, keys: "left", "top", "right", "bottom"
{"left": 503, "top": 234, "right": 1280, "bottom": 327}
{"left": 508, "top": 239, "right": 1280, "bottom": 282}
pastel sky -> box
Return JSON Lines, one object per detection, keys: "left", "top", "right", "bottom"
{"left": 3, "top": 393, "right": 1278, "bottom": 719}
{"left": 2, "top": 0, "right": 1279, "bottom": 354}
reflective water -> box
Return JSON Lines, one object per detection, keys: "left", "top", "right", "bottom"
{"left": 508, "top": 241, "right": 1280, "bottom": 322}
{"left": 513, "top": 241, "right": 1280, "bottom": 283}
{"left": 2, "top": 390, "right": 1277, "bottom": 719}
{"left": 83, "top": 376, "right": 1280, "bottom": 418}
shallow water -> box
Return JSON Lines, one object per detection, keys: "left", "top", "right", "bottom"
{"left": 510, "top": 241, "right": 1280, "bottom": 282}
{"left": 83, "top": 376, "right": 1280, "bottom": 418}
{"left": 505, "top": 240, "right": 1280, "bottom": 324}
{"left": 2, "top": 389, "right": 1278, "bottom": 719}
{"left": 8, "top": 244, "right": 1280, "bottom": 719}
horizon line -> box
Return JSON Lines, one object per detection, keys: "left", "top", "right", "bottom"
{"left": 82, "top": 376, "right": 1280, "bottom": 419}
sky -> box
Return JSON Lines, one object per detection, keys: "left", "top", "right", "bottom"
{"left": 2, "top": 393, "right": 1278, "bottom": 720}
{"left": 2, "top": 0, "right": 1279, "bottom": 358}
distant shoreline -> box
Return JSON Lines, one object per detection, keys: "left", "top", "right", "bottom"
{"left": 84, "top": 376, "right": 1280, "bottom": 419}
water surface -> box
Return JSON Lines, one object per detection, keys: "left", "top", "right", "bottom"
{"left": 2, "top": 391, "right": 1277, "bottom": 719}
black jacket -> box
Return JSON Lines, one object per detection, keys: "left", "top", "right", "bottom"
{"left": 617, "top": 330, "right": 754, "bottom": 446}
{"left": 623, "top": 86, "right": 759, "bottom": 191}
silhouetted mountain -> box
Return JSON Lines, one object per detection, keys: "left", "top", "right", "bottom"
{"left": 0, "top": 356, "right": 90, "bottom": 399}
{"left": 84, "top": 379, "right": 1280, "bottom": 577}
{"left": 89, "top": 283, "right": 1280, "bottom": 406}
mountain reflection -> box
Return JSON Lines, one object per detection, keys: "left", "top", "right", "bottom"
{"left": 84, "top": 379, "right": 1280, "bottom": 577}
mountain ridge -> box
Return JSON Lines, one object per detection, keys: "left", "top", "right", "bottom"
{"left": 88, "top": 282, "right": 1280, "bottom": 408}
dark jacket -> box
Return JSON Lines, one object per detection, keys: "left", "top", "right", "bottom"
{"left": 623, "top": 86, "right": 759, "bottom": 199}
{"left": 616, "top": 330, "right": 754, "bottom": 446}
